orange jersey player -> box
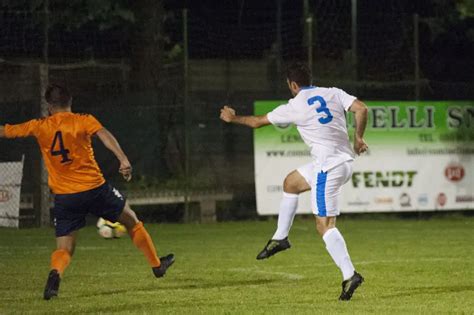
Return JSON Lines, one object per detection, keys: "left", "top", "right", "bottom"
{"left": 0, "top": 84, "right": 175, "bottom": 300}
{"left": 5, "top": 110, "right": 106, "bottom": 194}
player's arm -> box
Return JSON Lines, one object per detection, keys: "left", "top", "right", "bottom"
{"left": 220, "top": 106, "right": 271, "bottom": 128}
{"left": 1, "top": 120, "right": 39, "bottom": 139}
{"left": 348, "top": 99, "right": 369, "bottom": 155}
{"left": 96, "top": 128, "right": 132, "bottom": 181}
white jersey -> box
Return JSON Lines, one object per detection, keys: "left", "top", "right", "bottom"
{"left": 267, "top": 86, "right": 356, "bottom": 172}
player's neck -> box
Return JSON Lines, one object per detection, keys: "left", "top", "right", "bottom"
{"left": 293, "top": 85, "right": 315, "bottom": 96}
{"left": 50, "top": 108, "right": 72, "bottom": 115}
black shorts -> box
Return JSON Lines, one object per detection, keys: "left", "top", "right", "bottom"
{"left": 53, "top": 182, "right": 126, "bottom": 237}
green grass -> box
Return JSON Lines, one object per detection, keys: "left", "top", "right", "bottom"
{"left": 1, "top": 217, "right": 473, "bottom": 314}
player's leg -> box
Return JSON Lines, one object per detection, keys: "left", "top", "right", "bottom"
{"left": 257, "top": 165, "right": 311, "bottom": 260}
{"left": 272, "top": 168, "right": 312, "bottom": 240}
{"left": 317, "top": 215, "right": 364, "bottom": 301}
{"left": 116, "top": 201, "right": 174, "bottom": 277}
{"left": 117, "top": 204, "right": 161, "bottom": 267}
{"left": 52, "top": 232, "right": 78, "bottom": 273}
{"left": 44, "top": 192, "right": 88, "bottom": 300}
{"left": 92, "top": 183, "right": 174, "bottom": 278}
{"left": 315, "top": 216, "right": 356, "bottom": 281}
{"left": 312, "top": 161, "right": 363, "bottom": 300}
{"left": 44, "top": 231, "right": 78, "bottom": 300}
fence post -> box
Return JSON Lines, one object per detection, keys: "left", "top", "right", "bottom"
{"left": 351, "top": 0, "right": 358, "bottom": 82}
{"left": 183, "top": 8, "right": 191, "bottom": 222}
{"left": 276, "top": 0, "right": 282, "bottom": 82}
{"left": 37, "top": 0, "right": 51, "bottom": 227}
{"left": 120, "top": 59, "right": 129, "bottom": 92}
{"left": 306, "top": 15, "right": 313, "bottom": 73}
{"left": 414, "top": 13, "right": 420, "bottom": 101}
{"left": 38, "top": 64, "right": 50, "bottom": 227}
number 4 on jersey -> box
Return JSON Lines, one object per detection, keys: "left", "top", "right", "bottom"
{"left": 51, "top": 131, "right": 72, "bottom": 163}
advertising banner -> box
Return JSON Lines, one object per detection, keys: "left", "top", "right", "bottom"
{"left": 254, "top": 101, "right": 474, "bottom": 215}
{"left": 0, "top": 158, "right": 24, "bottom": 227}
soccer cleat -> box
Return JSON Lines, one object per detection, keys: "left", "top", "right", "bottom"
{"left": 152, "top": 253, "right": 175, "bottom": 278}
{"left": 339, "top": 271, "right": 364, "bottom": 301}
{"left": 256, "top": 237, "right": 291, "bottom": 260}
{"left": 43, "top": 269, "right": 60, "bottom": 300}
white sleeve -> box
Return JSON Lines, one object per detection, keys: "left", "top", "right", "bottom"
{"left": 267, "top": 103, "right": 297, "bottom": 125}
{"left": 334, "top": 88, "right": 357, "bottom": 112}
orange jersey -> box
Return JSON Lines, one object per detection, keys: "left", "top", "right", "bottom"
{"left": 5, "top": 112, "right": 106, "bottom": 194}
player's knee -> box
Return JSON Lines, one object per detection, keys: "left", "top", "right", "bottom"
{"left": 315, "top": 221, "right": 326, "bottom": 237}
{"left": 315, "top": 217, "right": 336, "bottom": 237}
{"left": 118, "top": 206, "right": 139, "bottom": 230}
{"left": 56, "top": 233, "right": 77, "bottom": 256}
{"left": 283, "top": 176, "right": 298, "bottom": 193}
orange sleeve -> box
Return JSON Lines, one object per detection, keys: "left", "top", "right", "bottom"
{"left": 4, "top": 120, "right": 40, "bottom": 138}
{"left": 82, "top": 114, "right": 104, "bottom": 136}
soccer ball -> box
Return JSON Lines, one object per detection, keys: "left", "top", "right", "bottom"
{"left": 96, "top": 218, "right": 127, "bottom": 239}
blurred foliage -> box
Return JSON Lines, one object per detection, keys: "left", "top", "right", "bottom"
{"left": 51, "top": 0, "right": 135, "bottom": 31}
{"left": 422, "top": 0, "right": 472, "bottom": 39}
{"left": 457, "top": 0, "right": 474, "bottom": 18}
{"left": 1, "top": 0, "right": 135, "bottom": 30}
{"left": 416, "top": 0, "right": 474, "bottom": 81}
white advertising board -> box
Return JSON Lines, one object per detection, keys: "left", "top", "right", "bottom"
{"left": 254, "top": 101, "right": 474, "bottom": 215}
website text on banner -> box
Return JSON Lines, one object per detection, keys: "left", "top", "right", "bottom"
{"left": 254, "top": 101, "right": 474, "bottom": 215}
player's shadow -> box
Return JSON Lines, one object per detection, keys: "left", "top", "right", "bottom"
{"left": 380, "top": 284, "right": 474, "bottom": 299}
{"left": 165, "top": 278, "right": 278, "bottom": 290}
{"left": 69, "top": 278, "right": 278, "bottom": 299}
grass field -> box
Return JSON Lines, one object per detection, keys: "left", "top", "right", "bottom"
{"left": 1, "top": 216, "right": 473, "bottom": 314}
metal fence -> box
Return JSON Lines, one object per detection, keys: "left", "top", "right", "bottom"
{"left": 0, "top": 1, "right": 473, "bottom": 226}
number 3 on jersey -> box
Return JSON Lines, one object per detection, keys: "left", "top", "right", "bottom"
{"left": 307, "top": 96, "right": 333, "bottom": 124}
{"left": 51, "top": 131, "right": 72, "bottom": 163}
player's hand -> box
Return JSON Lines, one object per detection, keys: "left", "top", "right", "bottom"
{"left": 119, "top": 160, "right": 133, "bottom": 182}
{"left": 354, "top": 137, "right": 368, "bottom": 155}
{"left": 220, "top": 105, "right": 236, "bottom": 123}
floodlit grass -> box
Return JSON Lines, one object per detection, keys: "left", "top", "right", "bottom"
{"left": 1, "top": 217, "right": 473, "bottom": 314}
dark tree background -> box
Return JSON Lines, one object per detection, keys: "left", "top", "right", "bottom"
{"left": 1, "top": 0, "right": 473, "bottom": 84}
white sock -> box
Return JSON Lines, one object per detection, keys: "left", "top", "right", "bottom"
{"left": 272, "top": 192, "right": 299, "bottom": 240}
{"left": 322, "top": 228, "right": 355, "bottom": 280}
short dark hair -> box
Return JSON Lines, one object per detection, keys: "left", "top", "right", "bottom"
{"left": 286, "top": 62, "right": 312, "bottom": 87}
{"left": 45, "top": 84, "right": 72, "bottom": 108}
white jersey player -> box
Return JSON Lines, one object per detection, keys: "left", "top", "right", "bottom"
{"left": 220, "top": 62, "right": 368, "bottom": 301}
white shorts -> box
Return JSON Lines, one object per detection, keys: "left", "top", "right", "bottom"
{"left": 297, "top": 161, "right": 353, "bottom": 217}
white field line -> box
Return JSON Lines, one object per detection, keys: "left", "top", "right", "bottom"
{"left": 267, "top": 257, "right": 467, "bottom": 270}
{"left": 356, "top": 257, "right": 466, "bottom": 265}
{"left": 230, "top": 267, "right": 304, "bottom": 280}
{"left": 228, "top": 257, "right": 466, "bottom": 279}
